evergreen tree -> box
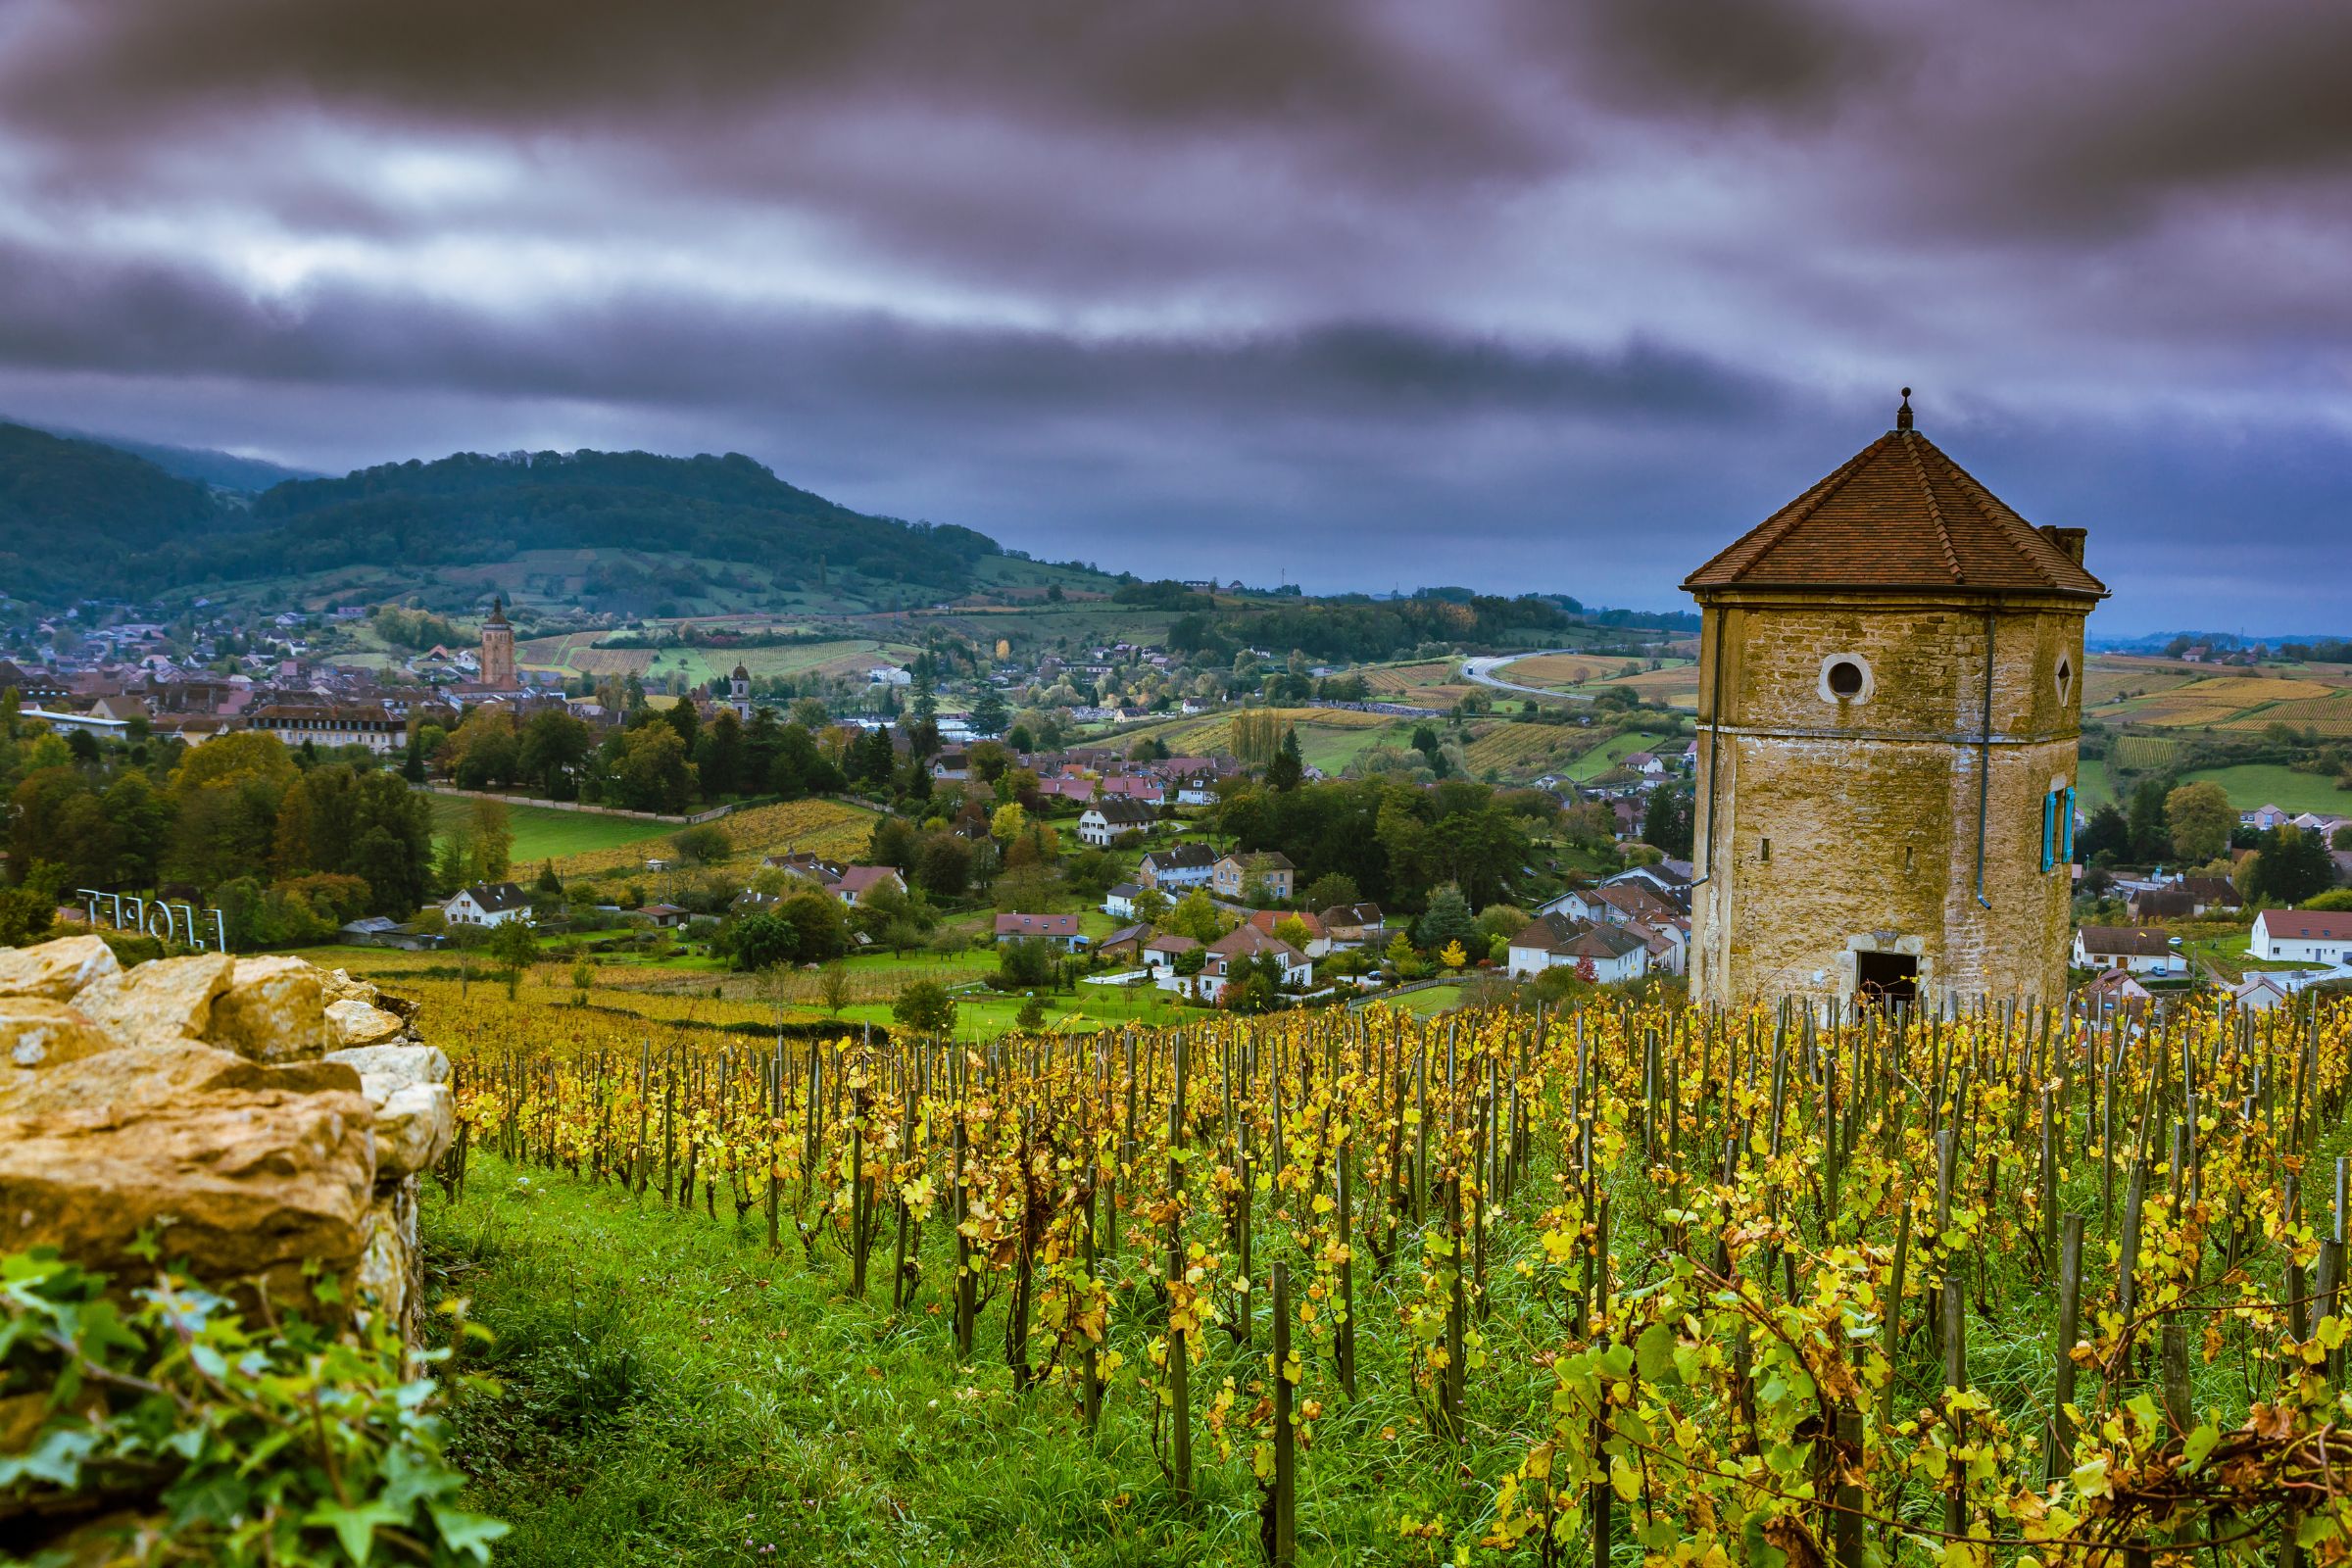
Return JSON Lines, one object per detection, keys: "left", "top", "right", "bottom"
{"left": 968, "top": 687, "right": 1009, "bottom": 737}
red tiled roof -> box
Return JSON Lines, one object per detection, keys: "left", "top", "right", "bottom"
{"left": 1683, "top": 423, "right": 2108, "bottom": 600}
{"left": 2260, "top": 908, "right": 2352, "bottom": 943}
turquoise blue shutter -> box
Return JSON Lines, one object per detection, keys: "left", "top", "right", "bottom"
{"left": 2040, "top": 791, "right": 2055, "bottom": 872}
{"left": 2062, "top": 786, "right": 2077, "bottom": 862}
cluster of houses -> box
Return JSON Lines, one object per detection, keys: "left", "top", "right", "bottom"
{"left": 1504, "top": 861, "right": 1693, "bottom": 983}
{"left": 2072, "top": 897, "right": 2352, "bottom": 1018}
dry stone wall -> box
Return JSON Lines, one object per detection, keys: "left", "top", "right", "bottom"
{"left": 0, "top": 935, "right": 450, "bottom": 1340}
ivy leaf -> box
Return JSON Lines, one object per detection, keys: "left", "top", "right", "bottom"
{"left": 305, "top": 1495, "right": 410, "bottom": 1564}
{"left": 2178, "top": 1422, "right": 2220, "bottom": 1474}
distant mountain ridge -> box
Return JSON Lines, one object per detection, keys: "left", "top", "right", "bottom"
{"left": 0, "top": 423, "right": 1002, "bottom": 606}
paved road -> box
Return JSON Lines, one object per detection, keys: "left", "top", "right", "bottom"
{"left": 1460, "top": 651, "right": 1592, "bottom": 702}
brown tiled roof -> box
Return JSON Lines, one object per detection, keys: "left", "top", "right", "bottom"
{"left": 1683, "top": 425, "right": 2108, "bottom": 600}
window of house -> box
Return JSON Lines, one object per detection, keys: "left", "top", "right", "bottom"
{"left": 2055, "top": 656, "right": 2074, "bottom": 705}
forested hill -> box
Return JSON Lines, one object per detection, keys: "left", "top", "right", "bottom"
{"left": 0, "top": 421, "right": 236, "bottom": 599}
{"left": 0, "top": 436, "right": 1004, "bottom": 604}
{"left": 241, "top": 449, "right": 1000, "bottom": 590}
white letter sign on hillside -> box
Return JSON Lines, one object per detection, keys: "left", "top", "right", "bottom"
{"left": 76, "top": 890, "right": 229, "bottom": 953}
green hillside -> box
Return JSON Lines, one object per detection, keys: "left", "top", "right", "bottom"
{"left": 0, "top": 437, "right": 1017, "bottom": 611}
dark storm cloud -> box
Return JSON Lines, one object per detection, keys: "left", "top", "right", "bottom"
{"left": 0, "top": 0, "right": 2345, "bottom": 632}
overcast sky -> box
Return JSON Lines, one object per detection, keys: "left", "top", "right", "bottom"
{"left": 1, "top": 0, "right": 2347, "bottom": 633}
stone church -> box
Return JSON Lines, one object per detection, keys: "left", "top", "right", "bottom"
{"left": 1682, "top": 393, "right": 2106, "bottom": 1010}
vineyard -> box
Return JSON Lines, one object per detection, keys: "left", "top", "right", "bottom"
{"left": 547, "top": 797, "right": 877, "bottom": 878}
{"left": 2110, "top": 737, "right": 2184, "bottom": 775}
{"left": 424, "top": 991, "right": 2352, "bottom": 1565}
{"left": 1463, "top": 723, "right": 1581, "bottom": 775}
{"left": 2220, "top": 696, "right": 2352, "bottom": 737}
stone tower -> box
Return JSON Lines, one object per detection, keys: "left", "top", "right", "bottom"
{"left": 1682, "top": 393, "right": 2107, "bottom": 1011}
{"left": 479, "top": 596, "right": 516, "bottom": 690}
{"left": 729, "top": 662, "right": 752, "bottom": 720}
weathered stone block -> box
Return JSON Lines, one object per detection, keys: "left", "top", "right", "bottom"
{"left": 2, "top": 998, "right": 117, "bottom": 1071}
{"left": 0, "top": 934, "right": 121, "bottom": 1002}
{"left": 72, "top": 953, "right": 236, "bottom": 1048}
{"left": 0, "top": 1041, "right": 373, "bottom": 1313}
{"left": 206, "top": 955, "right": 328, "bottom": 1063}
{"left": 324, "top": 997, "right": 406, "bottom": 1049}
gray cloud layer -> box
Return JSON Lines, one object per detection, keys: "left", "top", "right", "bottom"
{"left": 0, "top": 0, "right": 2347, "bottom": 630}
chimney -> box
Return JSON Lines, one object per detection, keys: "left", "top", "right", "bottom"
{"left": 2039, "top": 524, "right": 2087, "bottom": 566}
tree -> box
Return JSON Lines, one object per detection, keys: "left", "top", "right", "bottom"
{"left": 1014, "top": 992, "right": 1051, "bottom": 1031}
{"left": 535, "top": 859, "right": 564, "bottom": 895}
{"left": 1274, "top": 915, "right": 1314, "bottom": 952}
{"left": 166, "top": 733, "right": 298, "bottom": 889}
{"left": 1167, "top": 889, "right": 1225, "bottom": 942}
{"left": 999, "top": 936, "right": 1055, "bottom": 990}
{"left": 1641, "top": 786, "right": 1694, "bottom": 859}
{"left": 468, "top": 797, "right": 514, "bottom": 881}
{"left": 893, "top": 979, "right": 956, "bottom": 1035}
{"left": 612, "top": 724, "right": 698, "bottom": 813}
{"left": 694, "top": 708, "right": 746, "bottom": 799}
{"left": 2245, "top": 824, "right": 2335, "bottom": 906}
{"left": 1438, "top": 939, "right": 1469, "bottom": 971}
{"left": 817, "top": 962, "right": 851, "bottom": 1015}
{"left": 2163, "top": 781, "right": 2234, "bottom": 865}
{"left": 1414, "top": 883, "right": 1480, "bottom": 955}
{"left": 1265, "top": 735, "right": 1303, "bottom": 791}
{"left": 775, "top": 891, "right": 852, "bottom": 961}
{"left": 1302, "top": 872, "right": 1360, "bottom": 910}
{"left": 516, "top": 709, "right": 592, "bottom": 799}
{"left": 2126, "top": 777, "right": 2172, "bottom": 862}
{"left": 670, "top": 823, "right": 732, "bottom": 864}
{"left": 990, "top": 802, "right": 1028, "bottom": 843}
{"left": 969, "top": 688, "right": 1009, "bottom": 737}
{"left": 488, "top": 916, "right": 538, "bottom": 999}
{"left": 2077, "top": 803, "right": 2130, "bottom": 864}
{"left": 913, "top": 833, "right": 973, "bottom": 899}
{"left": 730, "top": 912, "right": 800, "bottom": 972}
{"left": 570, "top": 956, "right": 594, "bottom": 1005}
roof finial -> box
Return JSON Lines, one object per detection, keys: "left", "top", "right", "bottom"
{"left": 1895, "top": 387, "right": 1914, "bottom": 432}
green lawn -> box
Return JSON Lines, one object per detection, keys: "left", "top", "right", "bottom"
{"left": 1389, "top": 983, "right": 1465, "bottom": 1016}
{"left": 2076, "top": 758, "right": 2114, "bottom": 811}
{"left": 2178, "top": 763, "right": 2352, "bottom": 816}
{"left": 1564, "top": 731, "right": 1669, "bottom": 782}
{"left": 430, "top": 795, "right": 679, "bottom": 864}
{"left": 426, "top": 1144, "right": 1551, "bottom": 1566}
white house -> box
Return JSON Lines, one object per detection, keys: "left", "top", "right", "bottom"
{"left": 1102, "top": 882, "right": 1145, "bottom": 919}
{"left": 1139, "top": 845, "right": 1217, "bottom": 891}
{"left": 1078, "top": 799, "right": 1156, "bottom": 847}
{"left": 1143, "top": 933, "right": 1200, "bottom": 982}
{"left": 445, "top": 882, "right": 533, "bottom": 928}
{"left": 2072, "top": 926, "right": 2175, "bottom": 974}
{"left": 2229, "top": 973, "right": 2294, "bottom": 1011}
{"left": 1505, "top": 914, "right": 1648, "bottom": 983}
{"left": 995, "top": 912, "right": 1088, "bottom": 952}
{"left": 1195, "top": 925, "right": 1313, "bottom": 1003}
{"left": 2250, "top": 907, "right": 2352, "bottom": 965}
{"left": 833, "top": 866, "right": 907, "bottom": 907}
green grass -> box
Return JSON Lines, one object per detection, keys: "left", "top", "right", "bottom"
{"left": 1563, "top": 731, "right": 1668, "bottom": 782}
{"left": 430, "top": 795, "right": 679, "bottom": 865}
{"left": 2178, "top": 763, "right": 2352, "bottom": 816}
{"left": 2076, "top": 758, "right": 2114, "bottom": 811}
{"left": 1390, "top": 983, "right": 1464, "bottom": 1015}
{"left": 426, "top": 1151, "right": 1555, "bottom": 1566}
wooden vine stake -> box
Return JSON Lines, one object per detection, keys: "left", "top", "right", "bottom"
{"left": 1267, "top": 1257, "right": 1297, "bottom": 1568}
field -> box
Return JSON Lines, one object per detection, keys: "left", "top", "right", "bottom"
{"left": 2220, "top": 693, "right": 2352, "bottom": 735}
{"left": 2175, "top": 762, "right": 2352, "bottom": 816}
{"left": 2108, "top": 735, "right": 2182, "bottom": 774}
{"left": 414, "top": 993, "right": 2352, "bottom": 1566}
{"left": 1562, "top": 730, "right": 1673, "bottom": 781}
{"left": 551, "top": 798, "right": 879, "bottom": 879}
{"left": 1460, "top": 722, "right": 1584, "bottom": 777}
{"left": 429, "top": 795, "right": 676, "bottom": 865}
{"left": 1490, "top": 653, "right": 1700, "bottom": 710}
{"left": 515, "top": 632, "right": 918, "bottom": 688}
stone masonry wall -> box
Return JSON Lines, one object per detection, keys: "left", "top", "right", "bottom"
{"left": 0, "top": 936, "right": 452, "bottom": 1341}
{"left": 1690, "top": 592, "right": 2086, "bottom": 1009}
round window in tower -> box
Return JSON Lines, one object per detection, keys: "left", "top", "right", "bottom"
{"left": 1818, "top": 654, "right": 1873, "bottom": 704}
